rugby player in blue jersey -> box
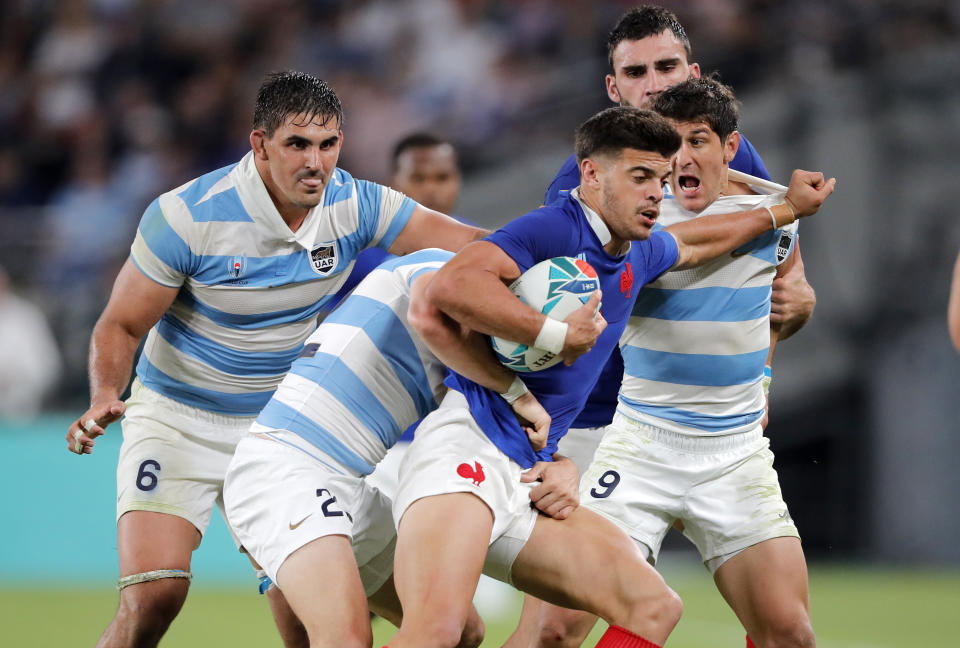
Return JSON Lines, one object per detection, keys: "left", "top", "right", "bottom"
{"left": 65, "top": 71, "right": 487, "bottom": 648}
{"left": 386, "top": 107, "right": 834, "bottom": 648}
{"left": 526, "top": 77, "right": 825, "bottom": 648}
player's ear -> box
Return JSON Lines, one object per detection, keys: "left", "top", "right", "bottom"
{"left": 580, "top": 158, "right": 601, "bottom": 188}
{"left": 689, "top": 62, "right": 701, "bottom": 79}
{"left": 605, "top": 74, "right": 621, "bottom": 104}
{"left": 250, "top": 130, "right": 268, "bottom": 160}
{"left": 723, "top": 131, "right": 741, "bottom": 165}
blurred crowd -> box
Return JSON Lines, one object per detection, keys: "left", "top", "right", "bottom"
{"left": 0, "top": 0, "right": 956, "bottom": 412}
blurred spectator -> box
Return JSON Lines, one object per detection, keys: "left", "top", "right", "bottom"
{"left": 0, "top": 267, "right": 62, "bottom": 418}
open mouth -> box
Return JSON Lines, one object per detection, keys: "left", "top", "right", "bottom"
{"left": 640, "top": 208, "right": 659, "bottom": 226}
{"left": 678, "top": 175, "right": 701, "bottom": 194}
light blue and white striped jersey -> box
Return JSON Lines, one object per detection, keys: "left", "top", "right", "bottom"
{"left": 251, "top": 249, "right": 454, "bottom": 476}
{"left": 130, "top": 151, "right": 416, "bottom": 416}
{"left": 618, "top": 182, "right": 797, "bottom": 436}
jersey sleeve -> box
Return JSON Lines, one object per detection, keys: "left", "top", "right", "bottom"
{"left": 129, "top": 197, "right": 195, "bottom": 287}
{"left": 543, "top": 154, "right": 580, "bottom": 205}
{"left": 731, "top": 134, "right": 771, "bottom": 181}
{"left": 354, "top": 179, "right": 417, "bottom": 251}
{"left": 637, "top": 230, "right": 679, "bottom": 282}
{"left": 484, "top": 207, "right": 579, "bottom": 272}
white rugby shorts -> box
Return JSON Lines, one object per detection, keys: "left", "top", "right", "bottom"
{"left": 556, "top": 425, "right": 605, "bottom": 473}
{"left": 223, "top": 432, "right": 396, "bottom": 596}
{"left": 392, "top": 390, "right": 539, "bottom": 585}
{"left": 582, "top": 411, "right": 799, "bottom": 572}
{"left": 116, "top": 380, "right": 253, "bottom": 545}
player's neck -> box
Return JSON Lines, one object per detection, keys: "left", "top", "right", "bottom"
{"left": 719, "top": 167, "right": 754, "bottom": 197}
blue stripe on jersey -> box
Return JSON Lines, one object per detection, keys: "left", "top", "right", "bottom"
{"left": 155, "top": 314, "right": 301, "bottom": 376}
{"left": 185, "top": 249, "right": 343, "bottom": 287}
{"left": 256, "top": 399, "right": 375, "bottom": 475}
{"left": 631, "top": 286, "right": 771, "bottom": 322}
{"left": 324, "top": 296, "right": 435, "bottom": 416}
{"left": 136, "top": 356, "right": 273, "bottom": 414}
{"left": 620, "top": 345, "right": 769, "bottom": 387}
{"left": 288, "top": 352, "right": 398, "bottom": 447}
{"left": 183, "top": 187, "right": 253, "bottom": 223}
{"left": 378, "top": 197, "right": 416, "bottom": 251}
{"left": 177, "top": 164, "right": 246, "bottom": 220}
{"left": 619, "top": 395, "right": 764, "bottom": 432}
{"left": 138, "top": 199, "right": 201, "bottom": 275}
{"left": 323, "top": 170, "right": 355, "bottom": 206}
{"left": 176, "top": 290, "right": 333, "bottom": 329}
{"left": 730, "top": 229, "right": 780, "bottom": 264}
{"left": 355, "top": 180, "right": 383, "bottom": 224}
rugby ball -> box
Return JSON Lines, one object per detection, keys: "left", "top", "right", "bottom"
{"left": 491, "top": 256, "right": 599, "bottom": 372}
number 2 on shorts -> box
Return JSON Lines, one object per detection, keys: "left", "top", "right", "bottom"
{"left": 589, "top": 469, "right": 621, "bottom": 499}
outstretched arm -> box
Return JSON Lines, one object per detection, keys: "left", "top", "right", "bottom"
{"left": 667, "top": 169, "right": 836, "bottom": 271}
{"left": 387, "top": 205, "right": 488, "bottom": 255}
{"left": 67, "top": 258, "right": 179, "bottom": 455}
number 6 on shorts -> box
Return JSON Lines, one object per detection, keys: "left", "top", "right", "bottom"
{"left": 136, "top": 459, "right": 161, "bottom": 491}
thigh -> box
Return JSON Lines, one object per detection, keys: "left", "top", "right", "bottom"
{"left": 277, "top": 534, "right": 371, "bottom": 647}
{"left": 683, "top": 439, "right": 799, "bottom": 563}
{"left": 511, "top": 506, "right": 665, "bottom": 616}
{"left": 117, "top": 510, "right": 200, "bottom": 576}
{"left": 713, "top": 536, "right": 811, "bottom": 640}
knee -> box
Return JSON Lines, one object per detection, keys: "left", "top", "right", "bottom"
{"left": 538, "top": 611, "right": 595, "bottom": 648}
{"left": 400, "top": 615, "right": 471, "bottom": 648}
{"left": 456, "top": 613, "right": 485, "bottom": 648}
{"left": 645, "top": 587, "right": 683, "bottom": 631}
{"left": 116, "top": 578, "right": 189, "bottom": 637}
{"left": 761, "top": 618, "right": 816, "bottom": 648}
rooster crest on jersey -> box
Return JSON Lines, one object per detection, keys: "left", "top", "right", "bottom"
{"left": 491, "top": 256, "right": 599, "bottom": 372}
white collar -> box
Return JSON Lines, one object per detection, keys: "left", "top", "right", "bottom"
{"left": 236, "top": 151, "right": 328, "bottom": 249}
{"left": 571, "top": 187, "right": 630, "bottom": 256}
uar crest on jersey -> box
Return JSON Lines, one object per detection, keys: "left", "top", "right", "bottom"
{"left": 310, "top": 244, "right": 338, "bottom": 276}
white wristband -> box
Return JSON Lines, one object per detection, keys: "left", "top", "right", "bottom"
{"left": 534, "top": 317, "right": 568, "bottom": 354}
{"left": 764, "top": 206, "right": 778, "bottom": 231}
{"left": 499, "top": 376, "right": 529, "bottom": 404}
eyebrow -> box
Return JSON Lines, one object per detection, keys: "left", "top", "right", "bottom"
{"left": 283, "top": 134, "right": 340, "bottom": 146}
{"left": 687, "top": 127, "right": 711, "bottom": 137}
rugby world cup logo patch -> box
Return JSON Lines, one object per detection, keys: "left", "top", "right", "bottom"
{"left": 309, "top": 243, "right": 338, "bottom": 276}
{"left": 543, "top": 257, "right": 599, "bottom": 314}
{"left": 228, "top": 254, "right": 246, "bottom": 279}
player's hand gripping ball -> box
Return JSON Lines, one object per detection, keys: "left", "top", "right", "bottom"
{"left": 491, "top": 257, "right": 600, "bottom": 372}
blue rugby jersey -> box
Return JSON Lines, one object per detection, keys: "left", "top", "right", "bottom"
{"left": 543, "top": 134, "right": 771, "bottom": 429}
{"left": 619, "top": 188, "right": 797, "bottom": 435}
{"left": 446, "top": 190, "right": 678, "bottom": 468}
{"left": 130, "top": 152, "right": 415, "bottom": 415}
{"left": 251, "top": 250, "right": 454, "bottom": 475}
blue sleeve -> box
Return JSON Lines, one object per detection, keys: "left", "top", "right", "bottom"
{"left": 543, "top": 155, "right": 580, "bottom": 205}
{"left": 484, "top": 207, "right": 579, "bottom": 272}
{"left": 731, "top": 134, "right": 771, "bottom": 181}
{"left": 636, "top": 230, "right": 679, "bottom": 282}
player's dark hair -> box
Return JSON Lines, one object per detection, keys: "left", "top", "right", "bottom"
{"left": 607, "top": 6, "right": 692, "bottom": 69}
{"left": 575, "top": 107, "right": 680, "bottom": 164}
{"left": 253, "top": 71, "right": 343, "bottom": 136}
{"left": 390, "top": 132, "right": 457, "bottom": 172}
{"left": 652, "top": 75, "right": 740, "bottom": 141}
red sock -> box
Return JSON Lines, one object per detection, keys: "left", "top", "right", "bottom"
{"left": 746, "top": 636, "right": 757, "bottom": 648}
{"left": 594, "top": 625, "right": 661, "bottom": 648}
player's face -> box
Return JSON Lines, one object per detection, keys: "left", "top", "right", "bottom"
{"left": 670, "top": 120, "right": 740, "bottom": 213}
{"left": 250, "top": 113, "right": 343, "bottom": 221}
{"left": 595, "top": 148, "right": 672, "bottom": 244}
{"left": 606, "top": 31, "right": 700, "bottom": 109}
{"left": 391, "top": 144, "right": 461, "bottom": 214}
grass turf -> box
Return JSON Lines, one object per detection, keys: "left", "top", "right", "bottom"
{"left": 2, "top": 561, "right": 957, "bottom": 647}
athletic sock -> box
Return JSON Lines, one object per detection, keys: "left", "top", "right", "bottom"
{"left": 746, "top": 635, "right": 757, "bottom": 648}
{"left": 594, "top": 625, "right": 661, "bottom": 648}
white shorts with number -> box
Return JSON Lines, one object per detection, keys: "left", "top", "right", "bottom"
{"left": 223, "top": 432, "right": 396, "bottom": 596}
{"left": 116, "top": 380, "right": 253, "bottom": 544}
{"left": 393, "top": 390, "right": 539, "bottom": 585}
{"left": 582, "top": 411, "right": 799, "bottom": 572}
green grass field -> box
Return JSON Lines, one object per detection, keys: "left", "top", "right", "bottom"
{"left": 4, "top": 560, "right": 957, "bottom": 647}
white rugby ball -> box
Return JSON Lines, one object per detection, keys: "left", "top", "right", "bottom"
{"left": 491, "top": 256, "right": 599, "bottom": 372}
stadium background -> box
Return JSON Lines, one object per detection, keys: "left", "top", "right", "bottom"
{"left": 0, "top": 0, "right": 957, "bottom": 645}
